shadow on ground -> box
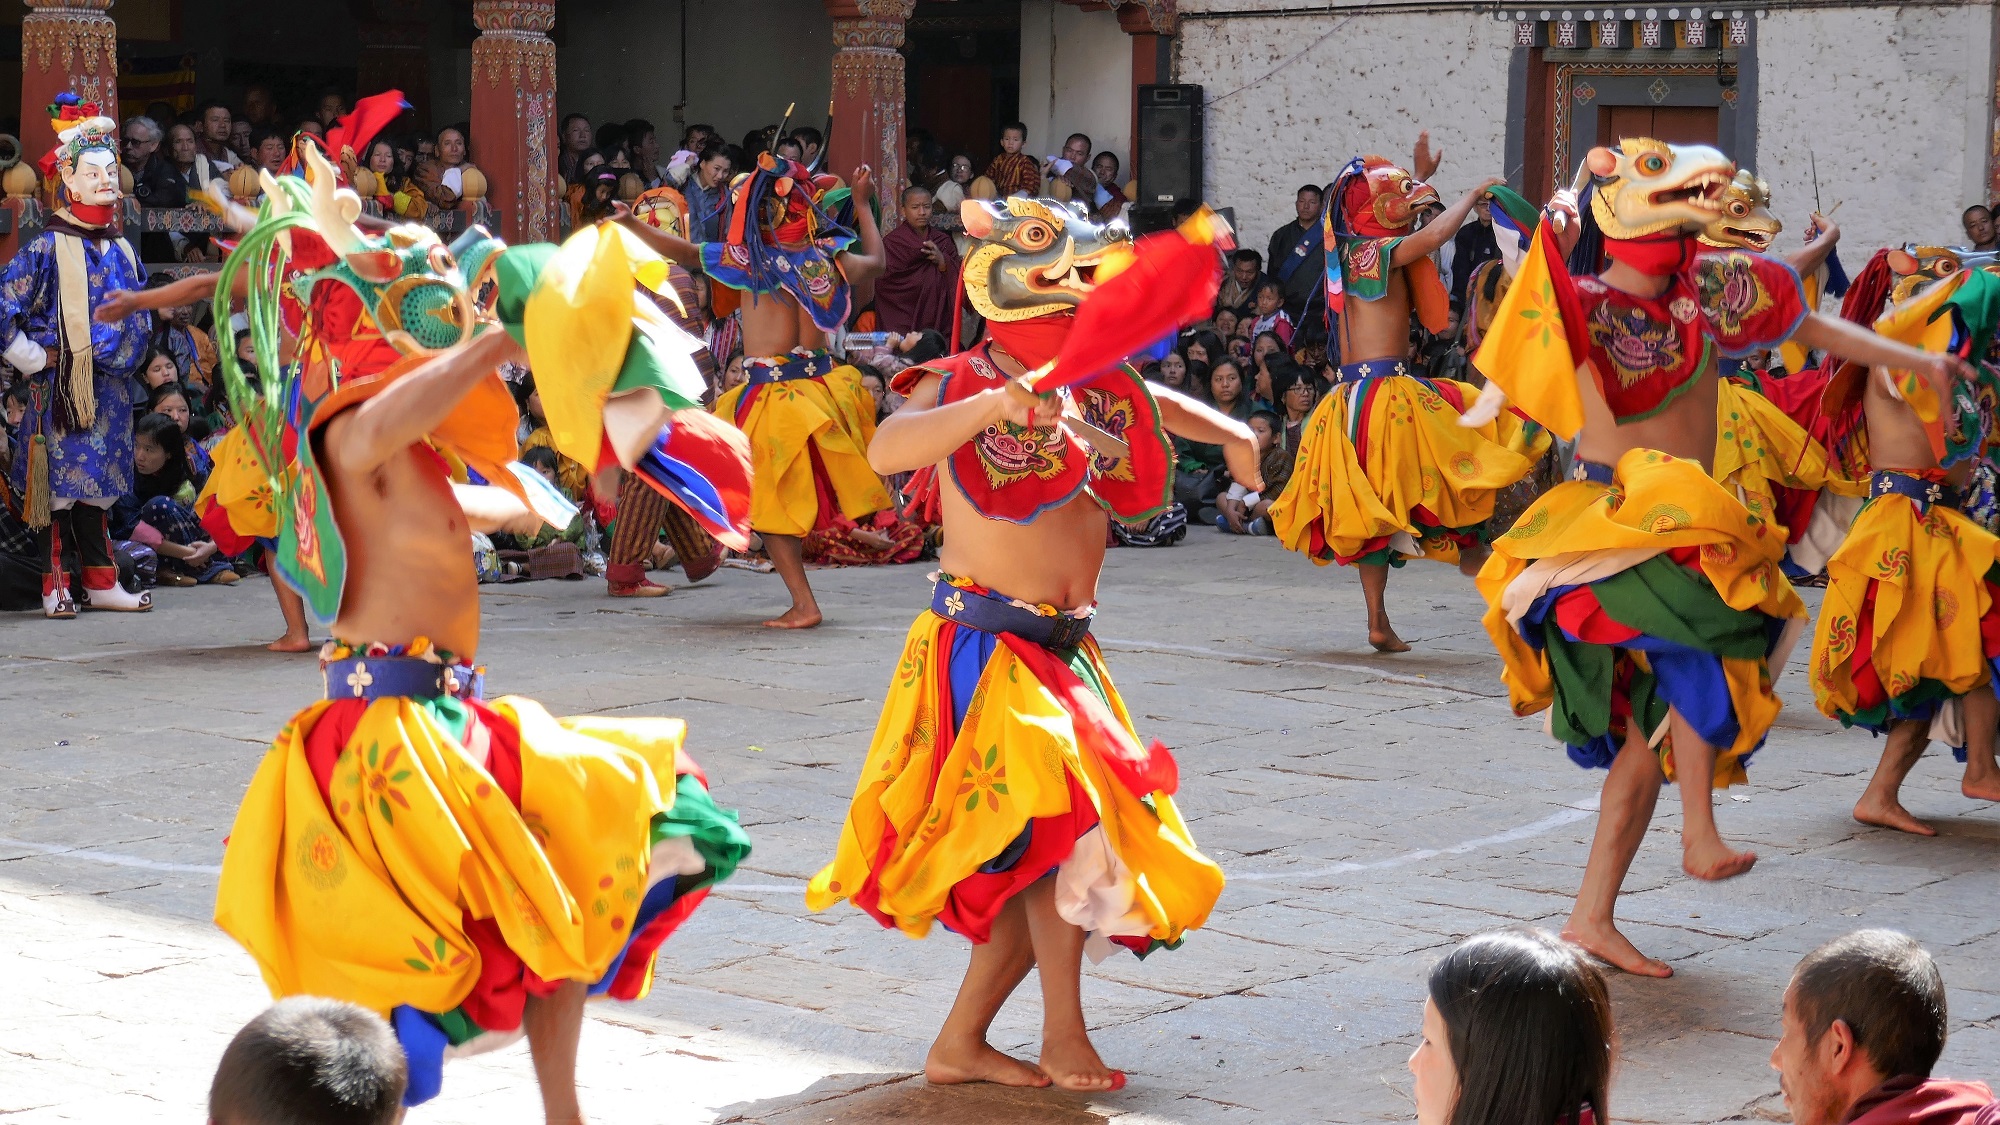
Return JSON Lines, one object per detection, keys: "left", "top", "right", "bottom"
{"left": 715, "top": 1073, "right": 1111, "bottom": 1123}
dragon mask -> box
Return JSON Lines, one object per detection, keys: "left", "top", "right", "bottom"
{"left": 959, "top": 197, "right": 1133, "bottom": 323}
{"left": 1696, "top": 169, "right": 1781, "bottom": 253}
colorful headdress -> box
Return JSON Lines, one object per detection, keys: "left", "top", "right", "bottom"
{"left": 279, "top": 90, "right": 409, "bottom": 185}
{"left": 721, "top": 152, "right": 854, "bottom": 255}
{"left": 1331, "top": 155, "right": 1440, "bottom": 240}
{"left": 36, "top": 93, "right": 117, "bottom": 182}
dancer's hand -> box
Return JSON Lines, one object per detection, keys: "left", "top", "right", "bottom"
{"left": 1934, "top": 353, "right": 1978, "bottom": 385}
{"left": 996, "top": 380, "right": 1060, "bottom": 429}
{"left": 849, "top": 165, "right": 874, "bottom": 206}
{"left": 1413, "top": 131, "right": 1441, "bottom": 181}
{"left": 95, "top": 289, "right": 144, "bottom": 324}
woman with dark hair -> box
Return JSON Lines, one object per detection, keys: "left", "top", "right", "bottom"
{"left": 147, "top": 383, "right": 214, "bottom": 483}
{"left": 1169, "top": 359, "right": 1247, "bottom": 520}
{"left": 116, "top": 413, "right": 236, "bottom": 586}
{"left": 1251, "top": 330, "right": 1290, "bottom": 409}
{"left": 1181, "top": 328, "right": 1226, "bottom": 370}
{"left": 1276, "top": 365, "right": 1319, "bottom": 452}
{"left": 1413, "top": 929, "right": 1613, "bottom": 1125}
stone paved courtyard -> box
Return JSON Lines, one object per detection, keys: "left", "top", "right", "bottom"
{"left": 4, "top": 532, "right": 2000, "bottom": 1123}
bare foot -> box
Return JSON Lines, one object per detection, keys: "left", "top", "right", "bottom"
{"left": 1039, "top": 1030, "right": 1124, "bottom": 1092}
{"left": 762, "top": 605, "right": 823, "bottom": 629}
{"left": 266, "top": 635, "right": 314, "bottom": 654}
{"left": 1854, "top": 794, "right": 1938, "bottom": 836}
{"left": 1561, "top": 917, "right": 1673, "bottom": 978}
{"left": 1963, "top": 775, "right": 2000, "bottom": 803}
{"left": 1682, "top": 837, "right": 1757, "bottom": 881}
{"left": 924, "top": 1037, "right": 1050, "bottom": 1088}
{"left": 1369, "top": 627, "right": 1411, "bottom": 654}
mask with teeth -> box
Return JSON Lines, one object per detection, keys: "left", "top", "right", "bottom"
{"left": 959, "top": 197, "right": 1132, "bottom": 322}
{"left": 1696, "top": 169, "right": 1782, "bottom": 253}
{"left": 1587, "top": 138, "right": 1736, "bottom": 242}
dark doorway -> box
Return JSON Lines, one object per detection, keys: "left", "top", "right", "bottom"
{"left": 905, "top": 0, "right": 1019, "bottom": 179}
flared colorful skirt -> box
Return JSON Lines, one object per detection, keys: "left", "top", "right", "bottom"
{"left": 807, "top": 581, "right": 1221, "bottom": 960}
{"left": 215, "top": 667, "right": 750, "bottom": 1104}
{"left": 1810, "top": 472, "right": 2000, "bottom": 753}
{"left": 1477, "top": 448, "right": 1807, "bottom": 786}
{"left": 714, "top": 361, "right": 891, "bottom": 537}
{"left": 1270, "top": 362, "right": 1547, "bottom": 567}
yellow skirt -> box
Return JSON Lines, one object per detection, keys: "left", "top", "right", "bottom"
{"left": 194, "top": 425, "right": 282, "bottom": 547}
{"left": 1477, "top": 448, "right": 1806, "bottom": 784}
{"left": 807, "top": 609, "right": 1221, "bottom": 955}
{"left": 1713, "top": 380, "right": 1864, "bottom": 535}
{"left": 714, "top": 364, "right": 890, "bottom": 537}
{"left": 1270, "top": 372, "right": 1547, "bottom": 567}
{"left": 1811, "top": 488, "right": 2000, "bottom": 730}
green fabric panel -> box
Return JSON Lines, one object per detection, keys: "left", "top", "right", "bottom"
{"left": 493, "top": 243, "right": 558, "bottom": 348}
{"left": 434, "top": 1006, "right": 484, "bottom": 1046}
{"left": 1590, "top": 554, "right": 1769, "bottom": 659}
{"left": 1484, "top": 185, "right": 1541, "bottom": 232}
{"left": 649, "top": 774, "right": 752, "bottom": 891}
{"left": 417, "top": 693, "right": 472, "bottom": 745}
{"left": 1542, "top": 626, "right": 1615, "bottom": 745}
{"left": 611, "top": 322, "right": 705, "bottom": 412}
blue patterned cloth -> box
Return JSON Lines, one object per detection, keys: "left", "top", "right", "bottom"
{"left": 0, "top": 230, "right": 151, "bottom": 502}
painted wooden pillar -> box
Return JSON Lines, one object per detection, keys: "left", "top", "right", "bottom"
{"left": 469, "top": 0, "right": 561, "bottom": 243}
{"left": 826, "top": 0, "right": 913, "bottom": 230}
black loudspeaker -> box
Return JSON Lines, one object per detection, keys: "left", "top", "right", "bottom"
{"left": 1137, "top": 84, "right": 1203, "bottom": 208}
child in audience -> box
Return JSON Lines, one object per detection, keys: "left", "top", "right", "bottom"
{"left": 208, "top": 997, "right": 406, "bottom": 1125}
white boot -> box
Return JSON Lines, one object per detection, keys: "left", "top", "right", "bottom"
{"left": 42, "top": 583, "right": 77, "bottom": 619}
{"left": 80, "top": 581, "right": 151, "bottom": 612}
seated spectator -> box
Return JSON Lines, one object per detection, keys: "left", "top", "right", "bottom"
{"left": 983, "top": 122, "right": 1040, "bottom": 198}
{"left": 118, "top": 413, "right": 235, "bottom": 586}
{"left": 296, "top": 119, "right": 324, "bottom": 139}
{"left": 516, "top": 373, "right": 592, "bottom": 501}
{"left": 246, "top": 127, "right": 287, "bottom": 175}
{"left": 194, "top": 100, "right": 239, "bottom": 171}
{"left": 1773, "top": 930, "right": 1998, "bottom": 1125}
{"left": 931, "top": 153, "right": 975, "bottom": 251}
{"left": 1277, "top": 366, "right": 1320, "bottom": 451}
{"left": 1248, "top": 279, "right": 1295, "bottom": 347}
{"left": 315, "top": 89, "right": 347, "bottom": 130}
{"left": 413, "top": 123, "right": 475, "bottom": 211}
{"left": 1151, "top": 352, "right": 1190, "bottom": 394}
{"left": 719, "top": 351, "right": 748, "bottom": 396}
{"left": 682, "top": 144, "right": 731, "bottom": 241}
{"left": 152, "top": 294, "right": 217, "bottom": 390}
{"left": 1045, "top": 133, "right": 1096, "bottom": 201}
{"left": 148, "top": 383, "right": 216, "bottom": 476}
{"left": 137, "top": 346, "right": 182, "bottom": 402}
{"left": 208, "top": 996, "right": 405, "bottom": 1125}
{"left": 1207, "top": 358, "right": 1253, "bottom": 425}
{"left": 1962, "top": 205, "right": 1998, "bottom": 254}
{"left": 1181, "top": 328, "right": 1225, "bottom": 370}
{"left": 1216, "top": 410, "right": 1289, "bottom": 535}
{"left": 774, "top": 136, "right": 805, "bottom": 163}
{"left": 2, "top": 383, "right": 27, "bottom": 465}
{"left": 626, "top": 118, "right": 664, "bottom": 186}
{"left": 229, "top": 118, "right": 254, "bottom": 164}
{"left": 1217, "top": 249, "right": 1266, "bottom": 314}
{"left": 856, "top": 365, "right": 890, "bottom": 423}
{"left": 166, "top": 123, "right": 216, "bottom": 196}
{"left": 1413, "top": 929, "right": 1612, "bottom": 1125}
{"left": 1213, "top": 308, "right": 1241, "bottom": 345}
{"left": 876, "top": 186, "right": 960, "bottom": 336}
{"left": 357, "top": 138, "right": 399, "bottom": 213}
{"left": 789, "top": 125, "right": 824, "bottom": 170}
{"left": 122, "top": 114, "right": 186, "bottom": 210}
{"left": 1090, "top": 151, "right": 1127, "bottom": 222}
{"left": 558, "top": 112, "right": 593, "bottom": 184}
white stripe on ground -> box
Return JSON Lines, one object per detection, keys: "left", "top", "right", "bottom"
{"left": 0, "top": 797, "right": 1602, "bottom": 889}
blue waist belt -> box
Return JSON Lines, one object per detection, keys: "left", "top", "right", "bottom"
{"left": 932, "top": 581, "right": 1094, "bottom": 649}
{"left": 745, "top": 351, "right": 837, "bottom": 386}
{"left": 1335, "top": 358, "right": 1415, "bottom": 385}
{"left": 1870, "top": 470, "right": 1961, "bottom": 514}
{"left": 1571, "top": 459, "right": 1615, "bottom": 485}
{"left": 323, "top": 656, "right": 484, "bottom": 702}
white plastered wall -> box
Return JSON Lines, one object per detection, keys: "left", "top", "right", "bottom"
{"left": 1756, "top": 4, "right": 1996, "bottom": 256}
{"left": 1175, "top": 9, "right": 1513, "bottom": 253}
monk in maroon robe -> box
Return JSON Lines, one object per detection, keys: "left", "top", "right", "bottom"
{"left": 875, "top": 186, "right": 960, "bottom": 337}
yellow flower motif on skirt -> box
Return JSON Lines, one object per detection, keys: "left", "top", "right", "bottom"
{"left": 1875, "top": 547, "right": 1911, "bottom": 579}
{"left": 404, "top": 934, "right": 471, "bottom": 976}
{"left": 1450, "top": 452, "right": 1481, "bottom": 480}
{"left": 956, "top": 745, "right": 1009, "bottom": 813}
{"left": 294, "top": 819, "right": 347, "bottom": 891}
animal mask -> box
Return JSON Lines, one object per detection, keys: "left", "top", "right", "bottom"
{"left": 1887, "top": 245, "right": 1965, "bottom": 305}
{"left": 1696, "top": 169, "right": 1781, "bottom": 252}
{"left": 1586, "top": 138, "right": 1734, "bottom": 240}
{"left": 960, "top": 197, "right": 1133, "bottom": 322}
{"left": 288, "top": 143, "right": 506, "bottom": 358}
{"left": 1339, "top": 156, "right": 1440, "bottom": 238}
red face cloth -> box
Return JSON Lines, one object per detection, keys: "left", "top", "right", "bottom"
{"left": 984, "top": 315, "right": 1076, "bottom": 370}
{"left": 1604, "top": 233, "right": 1698, "bottom": 277}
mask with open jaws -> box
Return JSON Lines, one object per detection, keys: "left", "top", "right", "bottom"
{"left": 1697, "top": 169, "right": 1781, "bottom": 253}
{"left": 1588, "top": 138, "right": 1735, "bottom": 241}
{"left": 959, "top": 197, "right": 1132, "bottom": 322}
